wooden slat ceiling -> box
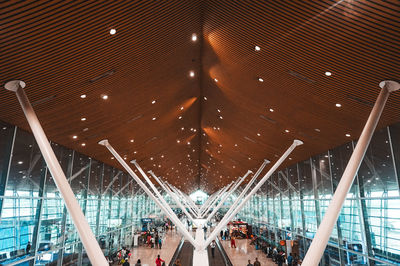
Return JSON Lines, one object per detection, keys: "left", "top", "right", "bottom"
{"left": 1, "top": 0, "right": 399, "bottom": 193}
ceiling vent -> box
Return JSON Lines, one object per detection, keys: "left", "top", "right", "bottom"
{"left": 288, "top": 70, "right": 315, "bottom": 84}
{"left": 259, "top": 114, "right": 277, "bottom": 124}
{"left": 90, "top": 70, "right": 115, "bottom": 83}
{"left": 32, "top": 94, "right": 57, "bottom": 106}
{"left": 244, "top": 136, "right": 256, "bottom": 143}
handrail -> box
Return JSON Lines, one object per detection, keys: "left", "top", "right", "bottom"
{"left": 215, "top": 237, "right": 233, "bottom": 266}
{"left": 168, "top": 237, "right": 184, "bottom": 266}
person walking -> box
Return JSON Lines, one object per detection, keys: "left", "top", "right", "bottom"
{"left": 155, "top": 254, "right": 165, "bottom": 266}
{"left": 26, "top": 241, "right": 31, "bottom": 254}
{"left": 159, "top": 237, "right": 163, "bottom": 249}
{"left": 247, "top": 260, "right": 254, "bottom": 266}
{"left": 287, "top": 252, "right": 293, "bottom": 266}
{"left": 253, "top": 257, "right": 261, "bottom": 266}
{"left": 135, "top": 259, "right": 142, "bottom": 266}
{"left": 210, "top": 240, "right": 216, "bottom": 258}
{"left": 230, "top": 236, "right": 236, "bottom": 248}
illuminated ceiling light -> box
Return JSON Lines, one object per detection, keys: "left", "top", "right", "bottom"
{"left": 255, "top": 45, "right": 261, "bottom": 51}
{"left": 158, "top": 165, "right": 161, "bottom": 168}
{"left": 134, "top": 151, "right": 137, "bottom": 154}
{"left": 150, "top": 157, "right": 153, "bottom": 160}
{"left": 315, "top": 128, "right": 321, "bottom": 132}
{"left": 335, "top": 103, "right": 341, "bottom": 107}
{"left": 177, "top": 140, "right": 181, "bottom": 143}
{"left": 109, "top": 29, "right": 116, "bottom": 35}
{"left": 269, "top": 108, "right": 274, "bottom": 112}
{"left": 81, "top": 143, "right": 86, "bottom": 147}
{"left": 345, "top": 133, "right": 351, "bottom": 137}
{"left": 191, "top": 33, "right": 197, "bottom": 42}
{"left": 325, "top": 71, "right": 332, "bottom": 76}
{"left": 189, "top": 71, "right": 195, "bottom": 77}
{"left": 111, "top": 157, "right": 114, "bottom": 160}
{"left": 248, "top": 157, "right": 251, "bottom": 160}
{"left": 72, "top": 135, "right": 78, "bottom": 139}
{"left": 181, "top": 127, "right": 184, "bottom": 130}
{"left": 214, "top": 78, "right": 218, "bottom": 82}
{"left": 285, "top": 129, "right": 290, "bottom": 133}
{"left": 152, "top": 117, "right": 156, "bottom": 121}
{"left": 187, "top": 142, "right": 191, "bottom": 145}
{"left": 257, "top": 133, "right": 261, "bottom": 136}
{"left": 217, "top": 127, "right": 220, "bottom": 130}
{"left": 193, "top": 129, "right": 197, "bottom": 132}
{"left": 80, "top": 94, "right": 86, "bottom": 99}
{"left": 204, "top": 96, "right": 207, "bottom": 100}
{"left": 258, "top": 77, "right": 264, "bottom": 82}
{"left": 152, "top": 100, "right": 156, "bottom": 104}
{"left": 233, "top": 165, "right": 236, "bottom": 168}
{"left": 18, "top": 161, "right": 23, "bottom": 165}
{"left": 130, "top": 139, "right": 134, "bottom": 143}
{"left": 234, "top": 144, "right": 238, "bottom": 147}
{"left": 101, "top": 94, "right": 108, "bottom": 100}
{"left": 217, "top": 109, "right": 221, "bottom": 113}
{"left": 289, "top": 157, "right": 292, "bottom": 160}
{"left": 178, "top": 116, "right": 182, "bottom": 119}
{"left": 219, "top": 116, "right": 223, "bottom": 119}
{"left": 81, "top": 117, "right": 86, "bottom": 121}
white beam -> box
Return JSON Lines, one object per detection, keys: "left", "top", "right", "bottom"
{"left": 98, "top": 140, "right": 200, "bottom": 249}
{"left": 4, "top": 80, "right": 108, "bottom": 266}
{"left": 302, "top": 80, "right": 399, "bottom": 265}
{"left": 202, "top": 139, "right": 303, "bottom": 249}
{"left": 199, "top": 184, "right": 232, "bottom": 218}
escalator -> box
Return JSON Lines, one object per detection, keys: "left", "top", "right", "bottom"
{"left": 207, "top": 238, "right": 233, "bottom": 266}
{"left": 169, "top": 239, "right": 193, "bottom": 266}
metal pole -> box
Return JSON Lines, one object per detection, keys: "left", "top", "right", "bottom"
{"left": 148, "top": 171, "right": 199, "bottom": 226}
{"left": 204, "top": 170, "right": 253, "bottom": 223}
{"left": 4, "top": 80, "right": 108, "bottom": 266}
{"left": 199, "top": 184, "right": 231, "bottom": 218}
{"left": 302, "top": 80, "right": 399, "bottom": 265}
{"left": 202, "top": 139, "right": 303, "bottom": 249}
{"left": 98, "top": 140, "right": 200, "bottom": 249}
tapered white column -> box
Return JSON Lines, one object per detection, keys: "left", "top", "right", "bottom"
{"left": 302, "top": 81, "right": 399, "bottom": 265}
{"left": 213, "top": 159, "right": 269, "bottom": 227}
{"left": 4, "top": 81, "right": 108, "bottom": 266}
{"left": 148, "top": 171, "right": 198, "bottom": 226}
{"left": 202, "top": 139, "right": 303, "bottom": 249}
{"left": 204, "top": 170, "right": 253, "bottom": 223}
{"left": 98, "top": 140, "right": 200, "bottom": 249}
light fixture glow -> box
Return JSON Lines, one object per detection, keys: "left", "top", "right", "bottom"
{"left": 81, "top": 143, "right": 86, "bottom": 147}
{"left": 191, "top": 33, "right": 197, "bottom": 41}
{"left": 285, "top": 129, "right": 290, "bottom": 133}
{"left": 257, "top": 133, "right": 261, "bottom": 136}
{"left": 345, "top": 133, "right": 351, "bottom": 137}
{"left": 178, "top": 116, "right": 182, "bottom": 119}
{"left": 80, "top": 94, "right": 86, "bottom": 99}
{"left": 18, "top": 161, "right": 23, "bottom": 165}
{"left": 269, "top": 108, "right": 274, "bottom": 112}
{"left": 204, "top": 96, "right": 207, "bottom": 100}
{"left": 258, "top": 77, "right": 264, "bottom": 82}
{"left": 219, "top": 116, "right": 223, "bottom": 119}
{"left": 177, "top": 140, "right": 180, "bottom": 143}
{"left": 189, "top": 71, "right": 195, "bottom": 77}
{"left": 180, "top": 106, "right": 184, "bottom": 110}
{"left": 325, "top": 71, "right": 332, "bottom": 76}
{"left": 101, "top": 94, "right": 108, "bottom": 100}
{"left": 152, "top": 117, "right": 156, "bottom": 121}
{"left": 152, "top": 100, "right": 156, "bottom": 104}
{"left": 73, "top": 135, "right": 78, "bottom": 139}
{"left": 336, "top": 103, "right": 341, "bottom": 107}
{"left": 81, "top": 117, "right": 86, "bottom": 121}
{"left": 255, "top": 45, "right": 261, "bottom": 51}
{"left": 110, "top": 29, "right": 116, "bottom": 35}
{"left": 214, "top": 78, "right": 218, "bottom": 82}
{"left": 130, "top": 139, "right": 134, "bottom": 143}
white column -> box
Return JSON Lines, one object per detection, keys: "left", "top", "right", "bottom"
{"left": 202, "top": 139, "right": 303, "bottom": 249}
{"left": 4, "top": 80, "right": 108, "bottom": 266}
{"left": 302, "top": 80, "right": 399, "bottom": 265}
{"left": 204, "top": 170, "right": 253, "bottom": 223}
{"left": 98, "top": 140, "right": 200, "bottom": 249}
{"left": 199, "top": 184, "right": 232, "bottom": 218}
{"left": 148, "top": 171, "right": 198, "bottom": 226}
{"left": 167, "top": 183, "right": 201, "bottom": 217}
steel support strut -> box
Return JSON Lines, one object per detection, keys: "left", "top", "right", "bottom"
{"left": 204, "top": 170, "right": 253, "bottom": 223}
{"left": 302, "top": 80, "right": 399, "bottom": 265}
{"left": 202, "top": 139, "right": 303, "bottom": 249}
{"left": 4, "top": 80, "right": 108, "bottom": 266}
{"left": 199, "top": 184, "right": 231, "bottom": 218}
{"left": 98, "top": 140, "right": 200, "bottom": 249}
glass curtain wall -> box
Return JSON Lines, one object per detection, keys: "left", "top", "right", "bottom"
{"left": 237, "top": 124, "right": 400, "bottom": 266}
{"left": 0, "top": 121, "right": 159, "bottom": 266}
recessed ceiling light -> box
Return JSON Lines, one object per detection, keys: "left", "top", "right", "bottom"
{"left": 214, "top": 78, "right": 218, "bottom": 82}
{"left": 204, "top": 96, "right": 207, "bottom": 100}
{"left": 191, "top": 33, "right": 197, "bottom": 42}
{"left": 80, "top": 94, "right": 86, "bottom": 99}
{"left": 178, "top": 116, "right": 182, "bottom": 119}
{"left": 345, "top": 133, "right": 351, "bottom": 137}
{"left": 181, "top": 127, "right": 184, "bottom": 130}
{"left": 289, "top": 157, "right": 292, "bottom": 160}
{"left": 187, "top": 142, "right": 191, "bottom": 145}
{"left": 110, "top": 29, "right": 116, "bottom": 35}
{"left": 234, "top": 144, "right": 238, "bottom": 147}
{"left": 269, "top": 108, "right": 274, "bottom": 112}
{"left": 189, "top": 71, "right": 195, "bottom": 77}
{"left": 315, "top": 128, "right": 321, "bottom": 132}
{"left": 257, "top": 133, "right": 261, "bottom": 136}
{"left": 217, "top": 109, "right": 221, "bottom": 113}
{"left": 81, "top": 143, "right": 86, "bottom": 147}
{"left": 134, "top": 151, "right": 137, "bottom": 154}
{"left": 285, "top": 129, "right": 290, "bottom": 133}
{"left": 18, "top": 161, "right": 23, "bottom": 165}
{"left": 152, "top": 117, "right": 156, "bottom": 121}
{"left": 152, "top": 100, "right": 156, "bottom": 104}
{"left": 130, "top": 139, "right": 134, "bottom": 143}
{"left": 111, "top": 157, "right": 114, "bottom": 160}
{"left": 255, "top": 45, "right": 261, "bottom": 51}
{"left": 258, "top": 77, "right": 264, "bottom": 82}
{"left": 177, "top": 140, "right": 180, "bottom": 143}
{"left": 336, "top": 103, "right": 341, "bottom": 107}
{"left": 180, "top": 106, "right": 184, "bottom": 110}
{"left": 161, "top": 155, "right": 164, "bottom": 158}
{"left": 101, "top": 94, "right": 108, "bottom": 100}
{"left": 73, "top": 135, "right": 78, "bottom": 139}
{"left": 325, "top": 71, "right": 332, "bottom": 76}
{"left": 150, "top": 157, "right": 153, "bottom": 160}
{"left": 81, "top": 117, "right": 86, "bottom": 121}
{"left": 248, "top": 157, "right": 251, "bottom": 160}
{"left": 219, "top": 116, "right": 223, "bottom": 119}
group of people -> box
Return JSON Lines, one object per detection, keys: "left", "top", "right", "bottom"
{"left": 143, "top": 231, "right": 163, "bottom": 249}
{"left": 247, "top": 257, "right": 262, "bottom": 266}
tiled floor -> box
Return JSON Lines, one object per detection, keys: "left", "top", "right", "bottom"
{"left": 220, "top": 238, "right": 276, "bottom": 266}
{"left": 127, "top": 230, "right": 182, "bottom": 266}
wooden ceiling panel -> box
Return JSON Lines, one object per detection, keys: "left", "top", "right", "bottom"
{"left": 1, "top": 0, "right": 399, "bottom": 193}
